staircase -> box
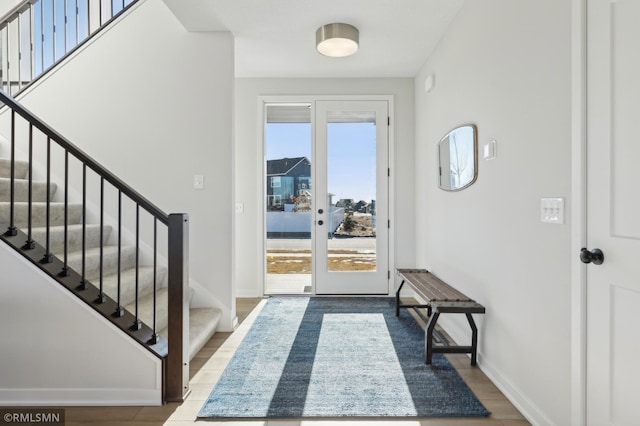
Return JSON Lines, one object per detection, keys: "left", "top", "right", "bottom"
{"left": 0, "top": 158, "right": 222, "bottom": 354}
{"left": 0, "top": 90, "right": 221, "bottom": 403}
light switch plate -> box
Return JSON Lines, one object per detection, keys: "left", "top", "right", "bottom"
{"left": 425, "top": 74, "right": 435, "bottom": 93}
{"left": 483, "top": 140, "right": 497, "bottom": 160}
{"left": 541, "top": 197, "right": 564, "bottom": 224}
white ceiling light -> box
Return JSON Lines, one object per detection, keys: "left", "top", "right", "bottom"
{"left": 316, "top": 23, "right": 359, "bottom": 57}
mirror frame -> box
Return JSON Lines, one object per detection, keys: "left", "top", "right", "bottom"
{"left": 437, "top": 124, "right": 478, "bottom": 191}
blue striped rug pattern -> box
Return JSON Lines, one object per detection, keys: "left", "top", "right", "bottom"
{"left": 198, "top": 297, "right": 490, "bottom": 418}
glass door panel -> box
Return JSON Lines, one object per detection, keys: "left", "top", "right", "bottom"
{"left": 264, "top": 104, "right": 313, "bottom": 294}
{"left": 315, "top": 100, "right": 389, "bottom": 294}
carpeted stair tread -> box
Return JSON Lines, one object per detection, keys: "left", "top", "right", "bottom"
{"left": 0, "top": 177, "right": 57, "bottom": 203}
{"left": 159, "top": 307, "right": 222, "bottom": 361}
{"left": 0, "top": 156, "right": 223, "bottom": 362}
{"left": 65, "top": 245, "right": 137, "bottom": 280}
{"left": 125, "top": 287, "right": 168, "bottom": 333}
{"left": 100, "top": 266, "right": 167, "bottom": 308}
{"left": 0, "top": 201, "right": 82, "bottom": 227}
{"left": 0, "top": 158, "right": 28, "bottom": 179}
{"left": 31, "top": 223, "right": 112, "bottom": 254}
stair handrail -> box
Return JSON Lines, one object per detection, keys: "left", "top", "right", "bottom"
{"left": 0, "top": 88, "right": 189, "bottom": 402}
{"left": 0, "top": 89, "right": 168, "bottom": 224}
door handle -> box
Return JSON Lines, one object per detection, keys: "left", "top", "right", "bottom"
{"left": 580, "top": 248, "right": 604, "bottom": 265}
{"left": 318, "top": 209, "right": 324, "bottom": 214}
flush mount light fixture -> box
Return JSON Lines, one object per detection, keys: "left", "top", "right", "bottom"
{"left": 316, "top": 23, "right": 359, "bottom": 57}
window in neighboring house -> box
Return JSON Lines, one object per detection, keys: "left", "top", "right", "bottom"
{"left": 271, "top": 177, "right": 281, "bottom": 188}
{"left": 268, "top": 195, "right": 282, "bottom": 207}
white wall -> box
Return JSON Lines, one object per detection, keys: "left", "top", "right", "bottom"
{"left": 235, "top": 78, "right": 415, "bottom": 297}
{"left": 0, "top": 242, "right": 162, "bottom": 405}
{"left": 414, "top": 1, "right": 571, "bottom": 424}
{"left": 0, "top": 1, "right": 22, "bottom": 17}
{"left": 12, "top": 0, "right": 236, "bottom": 330}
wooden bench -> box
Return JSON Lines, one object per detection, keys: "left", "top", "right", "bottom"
{"left": 395, "top": 268, "right": 485, "bottom": 365}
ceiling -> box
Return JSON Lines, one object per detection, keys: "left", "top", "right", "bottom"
{"left": 162, "top": 0, "right": 464, "bottom": 78}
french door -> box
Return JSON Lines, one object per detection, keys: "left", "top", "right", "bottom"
{"left": 314, "top": 100, "right": 389, "bottom": 294}
{"left": 584, "top": 0, "right": 640, "bottom": 423}
{"left": 264, "top": 99, "right": 389, "bottom": 295}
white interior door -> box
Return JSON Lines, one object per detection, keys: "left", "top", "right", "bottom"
{"left": 585, "top": 1, "right": 640, "bottom": 423}
{"left": 314, "top": 100, "right": 389, "bottom": 294}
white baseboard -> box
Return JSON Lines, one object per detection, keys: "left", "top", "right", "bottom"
{"left": 438, "top": 316, "right": 553, "bottom": 426}
{"left": 0, "top": 388, "right": 161, "bottom": 406}
{"left": 235, "top": 288, "right": 262, "bottom": 298}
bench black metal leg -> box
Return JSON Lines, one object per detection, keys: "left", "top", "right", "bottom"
{"left": 466, "top": 313, "right": 478, "bottom": 366}
{"left": 424, "top": 311, "right": 439, "bottom": 364}
{"left": 395, "top": 279, "right": 405, "bottom": 317}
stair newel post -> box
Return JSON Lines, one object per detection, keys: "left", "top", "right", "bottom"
{"left": 95, "top": 176, "right": 105, "bottom": 303}
{"left": 6, "top": 110, "right": 17, "bottom": 237}
{"left": 166, "top": 213, "right": 189, "bottom": 402}
{"left": 131, "top": 203, "right": 141, "bottom": 331}
{"left": 23, "top": 123, "right": 35, "bottom": 249}
{"left": 78, "top": 163, "right": 87, "bottom": 290}
{"left": 113, "top": 189, "right": 123, "bottom": 317}
{"left": 41, "top": 136, "right": 52, "bottom": 263}
{"left": 59, "top": 149, "right": 70, "bottom": 276}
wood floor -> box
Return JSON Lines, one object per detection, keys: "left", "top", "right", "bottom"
{"left": 62, "top": 297, "right": 530, "bottom": 426}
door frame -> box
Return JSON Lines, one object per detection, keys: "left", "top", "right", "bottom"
{"left": 258, "top": 95, "right": 396, "bottom": 297}
{"left": 570, "top": 0, "right": 587, "bottom": 424}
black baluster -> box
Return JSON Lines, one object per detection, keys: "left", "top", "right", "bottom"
{"left": 59, "top": 149, "right": 70, "bottom": 277}
{"left": 95, "top": 177, "right": 105, "bottom": 303}
{"left": 148, "top": 217, "right": 158, "bottom": 344}
{"left": 6, "top": 111, "right": 17, "bottom": 237}
{"left": 41, "top": 137, "right": 53, "bottom": 263}
{"left": 131, "top": 204, "right": 141, "bottom": 331}
{"left": 78, "top": 164, "right": 88, "bottom": 290}
{"left": 23, "top": 125, "right": 35, "bottom": 249}
{"left": 113, "top": 190, "right": 123, "bottom": 317}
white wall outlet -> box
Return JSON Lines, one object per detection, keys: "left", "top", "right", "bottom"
{"left": 193, "top": 174, "right": 204, "bottom": 190}
{"left": 541, "top": 197, "right": 565, "bottom": 224}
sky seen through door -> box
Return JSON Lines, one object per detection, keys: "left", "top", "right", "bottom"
{"left": 266, "top": 121, "right": 376, "bottom": 203}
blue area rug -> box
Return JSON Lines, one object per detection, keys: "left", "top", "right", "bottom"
{"left": 198, "top": 297, "right": 490, "bottom": 419}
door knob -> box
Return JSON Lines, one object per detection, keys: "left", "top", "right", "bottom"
{"left": 318, "top": 209, "right": 324, "bottom": 214}
{"left": 317, "top": 220, "right": 324, "bottom": 225}
{"left": 580, "top": 248, "right": 604, "bottom": 265}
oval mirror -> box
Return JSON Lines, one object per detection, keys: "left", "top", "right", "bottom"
{"left": 438, "top": 124, "right": 478, "bottom": 191}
